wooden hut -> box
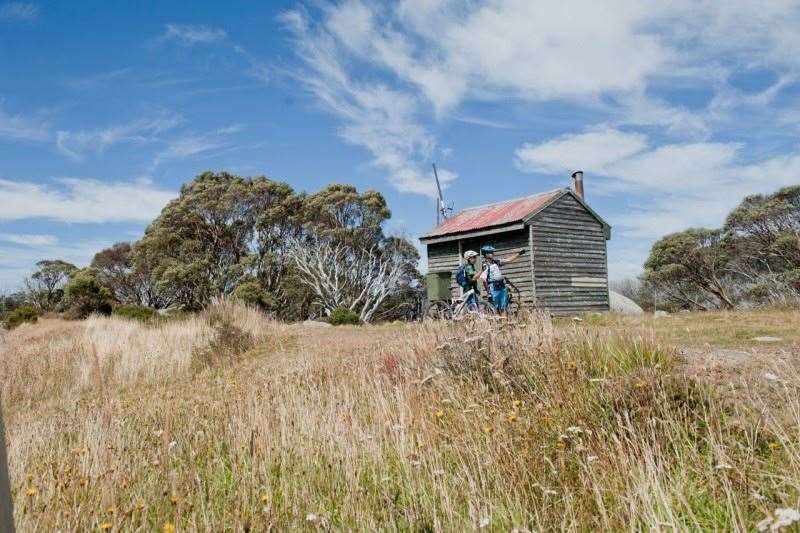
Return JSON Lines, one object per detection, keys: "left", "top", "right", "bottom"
{"left": 420, "top": 179, "right": 611, "bottom": 315}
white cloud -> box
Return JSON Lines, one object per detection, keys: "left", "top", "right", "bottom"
{"left": 149, "top": 125, "right": 242, "bottom": 170}
{"left": 0, "top": 238, "right": 115, "bottom": 291}
{"left": 515, "top": 127, "right": 648, "bottom": 175}
{"left": 0, "top": 233, "right": 57, "bottom": 246}
{"left": 281, "top": 7, "right": 454, "bottom": 197}
{"left": 0, "top": 2, "right": 38, "bottom": 21}
{"left": 0, "top": 103, "right": 50, "bottom": 142}
{"left": 315, "top": 0, "right": 672, "bottom": 114}
{"left": 516, "top": 125, "right": 800, "bottom": 250}
{"left": 56, "top": 112, "right": 182, "bottom": 160}
{"left": 0, "top": 177, "right": 175, "bottom": 223}
{"left": 63, "top": 67, "right": 133, "bottom": 91}
{"left": 157, "top": 24, "right": 226, "bottom": 46}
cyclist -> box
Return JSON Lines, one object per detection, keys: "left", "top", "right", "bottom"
{"left": 456, "top": 250, "right": 481, "bottom": 310}
{"left": 480, "top": 245, "right": 526, "bottom": 316}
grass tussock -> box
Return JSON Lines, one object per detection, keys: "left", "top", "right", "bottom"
{"left": 2, "top": 306, "right": 800, "bottom": 530}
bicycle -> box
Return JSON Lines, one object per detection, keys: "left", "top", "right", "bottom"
{"left": 426, "top": 289, "right": 497, "bottom": 320}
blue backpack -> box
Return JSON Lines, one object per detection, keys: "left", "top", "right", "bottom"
{"left": 455, "top": 264, "right": 469, "bottom": 287}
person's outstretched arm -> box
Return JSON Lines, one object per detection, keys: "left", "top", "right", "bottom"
{"left": 502, "top": 248, "right": 527, "bottom": 264}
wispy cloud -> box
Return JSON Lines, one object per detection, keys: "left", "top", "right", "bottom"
{"left": 0, "top": 177, "right": 176, "bottom": 223}
{"left": 149, "top": 125, "right": 243, "bottom": 170}
{"left": 233, "top": 45, "right": 271, "bottom": 84}
{"left": 0, "top": 103, "right": 50, "bottom": 142}
{"left": 280, "top": 6, "right": 455, "bottom": 198}
{"left": 0, "top": 2, "right": 38, "bottom": 21}
{"left": 0, "top": 233, "right": 57, "bottom": 247}
{"left": 63, "top": 67, "right": 133, "bottom": 91}
{"left": 155, "top": 23, "right": 227, "bottom": 46}
{"left": 56, "top": 111, "right": 182, "bottom": 160}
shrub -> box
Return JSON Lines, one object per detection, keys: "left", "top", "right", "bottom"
{"left": 232, "top": 280, "right": 276, "bottom": 312}
{"left": 329, "top": 307, "right": 361, "bottom": 326}
{"left": 114, "top": 304, "right": 157, "bottom": 322}
{"left": 63, "top": 270, "right": 113, "bottom": 319}
{"left": 3, "top": 305, "right": 39, "bottom": 329}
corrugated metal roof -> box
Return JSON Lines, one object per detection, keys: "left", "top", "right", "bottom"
{"left": 421, "top": 189, "right": 563, "bottom": 239}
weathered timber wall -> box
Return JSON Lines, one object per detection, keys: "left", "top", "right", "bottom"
{"left": 530, "top": 194, "right": 609, "bottom": 315}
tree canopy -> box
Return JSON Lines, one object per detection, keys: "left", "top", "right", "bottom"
{"left": 15, "top": 171, "right": 424, "bottom": 321}
{"left": 645, "top": 185, "right": 800, "bottom": 309}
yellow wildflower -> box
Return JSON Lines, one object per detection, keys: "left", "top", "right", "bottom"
{"left": 99, "top": 522, "right": 113, "bottom": 531}
{"left": 170, "top": 494, "right": 179, "bottom": 504}
{"left": 162, "top": 523, "right": 176, "bottom": 533}
{"left": 512, "top": 400, "right": 522, "bottom": 408}
{"left": 435, "top": 410, "right": 444, "bottom": 418}
{"left": 483, "top": 426, "right": 494, "bottom": 434}
{"left": 261, "top": 494, "right": 269, "bottom": 503}
{"left": 556, "top": 441, "right": 567, "bottom": 450}
{"left": 26, "top": 487, "right": 38, "bottom": 497}
{"left": 507, "top": 413, "right": 518, "bottom": 423}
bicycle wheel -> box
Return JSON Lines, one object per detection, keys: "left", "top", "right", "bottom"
{"left": 506, "top": 294, "right": 521, "bottom": 317}
{"left": 476, "top": 301, "right": 497, "bottom": 316}
{"left": 426, "top": 300, "right": 453, "bottom": 320}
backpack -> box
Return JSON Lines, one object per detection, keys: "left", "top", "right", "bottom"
{"left": 455, "top": 264, "right": 469, "bottom": 288}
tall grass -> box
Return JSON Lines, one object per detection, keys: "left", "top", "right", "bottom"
{"left": 2, "top": 305, "right": 799, "bottom": 530}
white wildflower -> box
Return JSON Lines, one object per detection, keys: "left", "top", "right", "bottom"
{"left": 479, "top": 517, "right": 491, "bottom": 528}
{"left": 306, "top": 513, "right": 320, "bottom": 524}
{"left": 757, "top": 508, "right": 800, "bottom": 532}
{"left": 764, "top": 372, "right": 780, "bottom": 382}
{"left": 566, "top": 426, "right": 583, "bottom": 434}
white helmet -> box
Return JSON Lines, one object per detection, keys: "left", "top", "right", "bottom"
{"left": 464, "top": 250, "right": 479, "bottom": 259}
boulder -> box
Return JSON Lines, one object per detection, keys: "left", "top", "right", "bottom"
{"left": 609, "top": 290, "right": 644, "bottom": 314}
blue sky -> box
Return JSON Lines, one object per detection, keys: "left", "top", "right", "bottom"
{"left": 2, "top": 0, "right": 800, "bottom": 290}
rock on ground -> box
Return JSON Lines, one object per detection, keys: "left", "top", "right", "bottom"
{"left": 609, "top": 290, "right": 644, "bottom": 314}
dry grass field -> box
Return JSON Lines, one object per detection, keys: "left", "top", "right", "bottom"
{"left": 2, "top": 302, "right": 800, "bottom": 531}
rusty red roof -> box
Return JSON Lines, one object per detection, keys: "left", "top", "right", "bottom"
{"left": 421, "top": 189, "right": 563, "bottom": 240}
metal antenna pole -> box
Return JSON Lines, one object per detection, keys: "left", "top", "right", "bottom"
{"left": 432, "top": 163, "right": 448, "bottom": 222}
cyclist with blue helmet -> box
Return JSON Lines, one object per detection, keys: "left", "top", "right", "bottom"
{"left": 480, "top": 244, "right": 526, "bottom": 316}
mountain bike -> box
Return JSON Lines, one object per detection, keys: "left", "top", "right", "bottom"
{"left": 426, "top": 289, "right": 497, "bottom": 320}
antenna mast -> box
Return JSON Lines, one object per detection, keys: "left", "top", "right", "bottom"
{"left": 432, "top": 163, "right": 451, "bottom": 224}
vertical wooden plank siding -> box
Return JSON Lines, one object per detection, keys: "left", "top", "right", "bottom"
{"left": 530, "top": 194, "right": 609, "bottom": 315}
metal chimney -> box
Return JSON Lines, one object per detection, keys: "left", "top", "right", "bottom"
{"left": 571, "top": 171, "right": 584, "bottom": 200}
